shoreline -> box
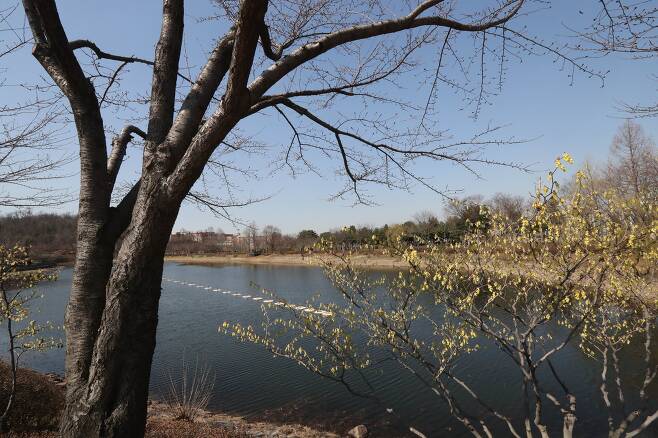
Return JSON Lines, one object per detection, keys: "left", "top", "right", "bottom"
{"left": 165, "top": 253, "right": 407, "bottom": 270}
{"left": 0, "top": 361, "right": 344, "bottom": 437}
{"left": 165, "top": 253, "right": 657, "bottom": 302}
{"left": 147, "top": 400, "right": 340, "bottom": 438}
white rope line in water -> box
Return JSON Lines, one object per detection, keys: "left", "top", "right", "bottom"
{"left": 162, "top": 277, "right": 333, "bottom": 317}
{"left": 162, "top": 276, "right": 427, "bottom": 437}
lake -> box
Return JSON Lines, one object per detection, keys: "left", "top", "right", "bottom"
{"left": 3, "top": 263, "right": 657, "bottom": 437}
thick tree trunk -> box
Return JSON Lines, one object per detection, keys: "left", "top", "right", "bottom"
{"left": 63, "top": 229, "right": 115, "bottom": 399}
{"left": 60, "top": 185, "right": 180, "bottom": 438}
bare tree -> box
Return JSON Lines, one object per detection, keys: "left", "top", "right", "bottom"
{"left": 606, "top": 120, "right": 658, "bottom": 198}
{"left": 413, "top": 210, "right": 440, "bottom": 227}
{"left": 15, "top": 1, "right": 606, "bottom": 436}
{"left": 0, "top": 4, "right": 70, "bottom": 207}
{"left": 445, "top": 194, "right": 487, "bottom": 220}
{"left": 262, "top": 224, "right": 282, "bottom": 253}
{"left": 244, "top": 221, "right": 259, "bottom": 252}
{"left": 488, "top": 192, "right": 526, "bottom": 221}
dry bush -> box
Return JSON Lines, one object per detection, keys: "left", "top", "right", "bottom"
{"left": 165, "top": 357, "right": 215, "bottom": 422}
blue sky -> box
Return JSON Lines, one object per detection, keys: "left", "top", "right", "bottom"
{"left": 2, "top": 1, "right": 656, "bottom": 235}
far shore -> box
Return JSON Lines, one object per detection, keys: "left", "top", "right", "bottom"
{"left": 165, "top": 253, "right": 408, "bottom": 270}
{"left": 166, "top": 253, "right": 657, "bottom": 302}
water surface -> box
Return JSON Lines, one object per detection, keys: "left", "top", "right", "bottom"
{"left": 4, "top": 263, "right": 657, "bottom": 437}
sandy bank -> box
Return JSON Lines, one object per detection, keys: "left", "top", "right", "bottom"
{"left": 147, "top": 401, "right": 339, "bottom": 438}
{"left": 166, "top": 253, "right": 407, "bottom": 270}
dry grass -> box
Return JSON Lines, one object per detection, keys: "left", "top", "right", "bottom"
{"left": 0, "top": 361, "right": 63, "bottom": 433}
{"left": 145, "top": 418, "right": 248, "bottom": 438}
{"left": 1, "top": 420, "right": 249, "bottom": 438}
{"left": 165, "top": 357, "right": 215, "bottom": 422}
{"left": 148, "top": 401, "right": 340, "bottom": 438}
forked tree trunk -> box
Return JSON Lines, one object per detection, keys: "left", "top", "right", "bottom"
{"left": 60, "top": 186, "right": 180, "bottom": 438}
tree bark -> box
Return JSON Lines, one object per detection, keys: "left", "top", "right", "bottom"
{"left": 60, "top": 181, "right": 180, "bottom": 438}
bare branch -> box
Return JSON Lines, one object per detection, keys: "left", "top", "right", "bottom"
{"left": 107, "top": 125, "right": 146, "bottom": 190}
{"left": 22, "top": 0, "right": 111, "bottom": 214}
{"left": 146, "top": 0, "right": 185, "bottom": 149}
{"left": 248, "top": 0, "right": 526, "bottom": 98}
{"left": 160, "top": 29, "right": 235, "bottom": 171}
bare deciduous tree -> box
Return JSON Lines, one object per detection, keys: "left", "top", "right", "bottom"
{"left": 606, "top": 120, "right": 658, "bottom": 198}
{"left": 0, "top": 4, "right": 70, "bottom": 208}
{"left": 16, "top": 1, "right": 606, "bottom": 436}
{"left": 244, "top": 221, "right": 259, "bottom": 252}
{"left": 488, "top": 192, "right": 526, "bottom": 221}
{"left": 262, "top": 224, "right": 282, "bottom": 253}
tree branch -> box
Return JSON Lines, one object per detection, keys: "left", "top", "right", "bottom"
{"left": 22, "top": 0, "right": 111, "bottom": 214}
{"left": 107, "top": 125, "right": 146, "bottom": 191}
{"left": 146, "top": 0, "right": 185, "bottom": 150}
{"left": 248, "top": 0, "right": 525, "bottom": 98}
{"left": 69, "top": 39, "right": 155, "bottom": 66}
{"left": 161, "top": 28, "right": 235, "bottom": 172}
{"left": 69, "top": 38, "right": 197, "bottom": 86}
{"left": 223, "top": 0, "right": 268, "bottom": 112}
{"left": 164, "top": 0, "right": 268, "bottom": 199}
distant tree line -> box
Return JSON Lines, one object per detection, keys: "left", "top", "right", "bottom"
{"left": 162, "top": 191, "right": 526, "bottom": 256}
{"left": 2, "top": 122, "right": 656, "bottom": 261}
{"left": 166, "top": 120, "right": 658, "bottom": 256}
{"left": 0, "top": 212, "right": 77, "bottom": 263}
{"left": 0, "top": 181, "right": 629, "bottom": 260}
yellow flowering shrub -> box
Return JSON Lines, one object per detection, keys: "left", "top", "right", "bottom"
{"left": 222, "top": 159, "right": 657, "bottom": 437}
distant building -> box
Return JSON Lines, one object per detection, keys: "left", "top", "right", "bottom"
{"left": 168, "top": 230, "right": 266, "bottom": 254}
